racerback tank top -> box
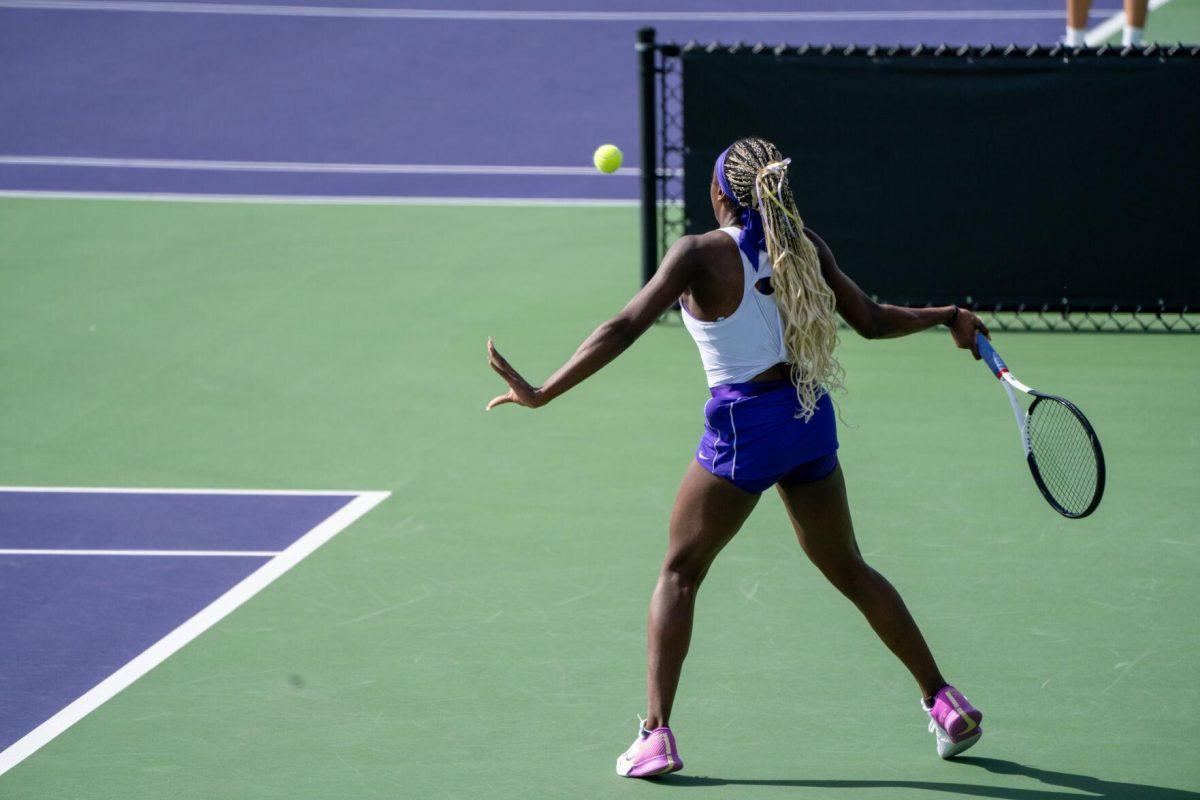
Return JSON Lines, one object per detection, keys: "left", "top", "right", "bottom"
{"left": 680, "top": 227, "right": 789, "bottom": 387}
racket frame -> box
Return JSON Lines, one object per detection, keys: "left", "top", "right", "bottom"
{"left": 975, "top": 334, "right": 1106, "bottom": 519}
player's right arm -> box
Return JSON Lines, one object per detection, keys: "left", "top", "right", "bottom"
{"left": 807, "top": 229, "right": 987, "bottom": 358}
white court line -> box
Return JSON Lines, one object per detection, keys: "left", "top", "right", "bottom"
{"left": 0, "top": 485, "right": 362, "bottom": 495}
{"left": 0, "top": 190, "right": 641, "bottom": 207}
{"left": 1085, "top": 0, "right": 1175, "bottom": 45}
{"left": 0, "top": 488, "right": 390, "bottom": 777}
{"left": 0, "top": 155, "right": 642, "bottom": 177}
{"left": 0, "top": 548, "right": 282, "bottom": 557}
{"left": 0, "top": 1, "right": 1121, "bottom": 23}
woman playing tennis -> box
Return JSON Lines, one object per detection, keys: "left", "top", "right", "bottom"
{"left": 486, "top": 137, "right": 990, "bottom": 776}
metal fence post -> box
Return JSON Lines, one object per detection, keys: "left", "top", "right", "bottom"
{"left": 636, "top": 27, "right": 657, "bottom": 287}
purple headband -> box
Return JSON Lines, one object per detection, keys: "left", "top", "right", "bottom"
{"left": 715, "top": 145, "right": 767, "bottom": 270}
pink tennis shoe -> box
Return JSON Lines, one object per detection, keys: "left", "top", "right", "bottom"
{"left": 924, "top": 685, "right": 983, "bottom": 758}
{"left": 615, "top": 720, "right": 683, "bottom": 778}
{"left": 614, "top": 688, "right": 979, "bottom": 776}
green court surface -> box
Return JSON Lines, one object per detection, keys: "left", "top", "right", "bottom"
{"left": 2, "top": 198, "right": 1198, "bottom": 799}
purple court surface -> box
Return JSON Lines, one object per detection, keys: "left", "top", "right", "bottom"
{"left": 0, "top": 0, "right": 1120, "bottom": 201}
{"left": 0, "top": 488, "right": 388, "bottom": 774}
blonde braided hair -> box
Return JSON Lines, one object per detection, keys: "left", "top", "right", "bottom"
{"left": 721, "top": 137, "right": 843, "bottom": 420}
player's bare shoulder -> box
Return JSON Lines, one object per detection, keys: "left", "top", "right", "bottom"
{"left": 672, "top": 229, "right": 744, "bottom": 311}
{"left": 694, "top": 228, "right": 741, "bottom": 255}
{"left": 667, "top": 230, "right": 731, "bottom": 260}
{"left": 659, "top": 230, "right": 737, "bottom": 285}
{"left": 690, "top": 228, "right": 744, "bottom": 270}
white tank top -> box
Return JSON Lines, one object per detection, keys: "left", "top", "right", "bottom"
{"left": 680, "top": 227, "right": 789, "bottom": 387}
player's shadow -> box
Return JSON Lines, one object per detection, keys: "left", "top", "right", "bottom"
{"left": 656, "top": 756, "right": 1200, "bottom": 799}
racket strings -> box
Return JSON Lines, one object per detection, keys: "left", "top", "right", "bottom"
{"left": 1026, "top": 400, "right": 1098, "bottom": 515}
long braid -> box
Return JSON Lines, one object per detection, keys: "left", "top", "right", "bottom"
{"left": 721, "top": 137, "right": 844, "bottom": 420}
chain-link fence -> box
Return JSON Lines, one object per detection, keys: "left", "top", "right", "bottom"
{"left": 638, "top": 31, "right": 1198, "bottom": 332}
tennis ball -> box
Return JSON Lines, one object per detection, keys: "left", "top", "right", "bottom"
{"left": 593, "top": 144, "right": 623, "bottom": 174}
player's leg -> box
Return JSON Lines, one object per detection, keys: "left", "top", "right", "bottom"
{"left": 777, "top": 463, "right": 982, "bottom": 757}
{"left": 776, "top": 463, "right": 945, "bottom": 695}
{"left": 1066, "top": 0, "right": 1092, "bottom": 45}
{"left": 618, "top": 461, "right": 758, "bottom": 778}
{"left": 646, "top": 461, "right": 759, "bottom": 728}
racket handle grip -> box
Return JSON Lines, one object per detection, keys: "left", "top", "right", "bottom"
{"left": 976, "top": 332, "right": 1007, "bottom": 378}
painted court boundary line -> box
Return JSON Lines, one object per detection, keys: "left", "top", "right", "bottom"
{"left": 0, "top": 155, "right": 643, "bottom": 178}
{"left": 0, "top": 548, "right": 282, "bottom": 556}
{"left": 0, "top": 1, "right": 1123, "bottom": 22}
{"left": 0, "top": 485, "right": 362, "bottom": 495}
{"left": 0, "top": 190, "right": 641, "bottom": 207}
{"left": 0, "top": 486, "right": 391, "bottom": 778}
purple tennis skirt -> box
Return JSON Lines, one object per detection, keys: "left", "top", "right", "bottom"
{"left": 696, "top": 379, "right": 838, "bottom": 494}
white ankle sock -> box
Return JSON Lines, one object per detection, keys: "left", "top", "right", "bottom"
{"left": 1123, "top": 26, "right": 1145, "bottom": 46}
{"left": 1065, "top": 26, "right": 1087, "bottom": 46}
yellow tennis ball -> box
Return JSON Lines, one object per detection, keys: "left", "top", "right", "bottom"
{"left": 593, "top": 144, "right": 623, "bottom": 174}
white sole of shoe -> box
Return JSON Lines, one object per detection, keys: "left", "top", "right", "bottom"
{"left": 938, "top": 729, "right": 982, "bottom": 759}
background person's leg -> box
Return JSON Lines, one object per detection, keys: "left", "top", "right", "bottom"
{"left": 1066, "top": 0, "right": 1093, "bottom": 44}
{"left": 1124, "top": 0, "right": 1151, "bottom": 44}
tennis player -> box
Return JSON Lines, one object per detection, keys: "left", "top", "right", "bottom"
{"left": 486, "top": 137, "right": 990, "bottom": 776}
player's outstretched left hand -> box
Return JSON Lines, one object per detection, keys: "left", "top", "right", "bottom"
{"left": 486, "top": 339, "right": 546, "bottom": 410}
{"left": 950, "top": 309, "right": 990, "bottom": 360}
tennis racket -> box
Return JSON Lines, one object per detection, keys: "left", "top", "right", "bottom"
{"left": 976, "top": 332, "right": 1105, "bottom": 519}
